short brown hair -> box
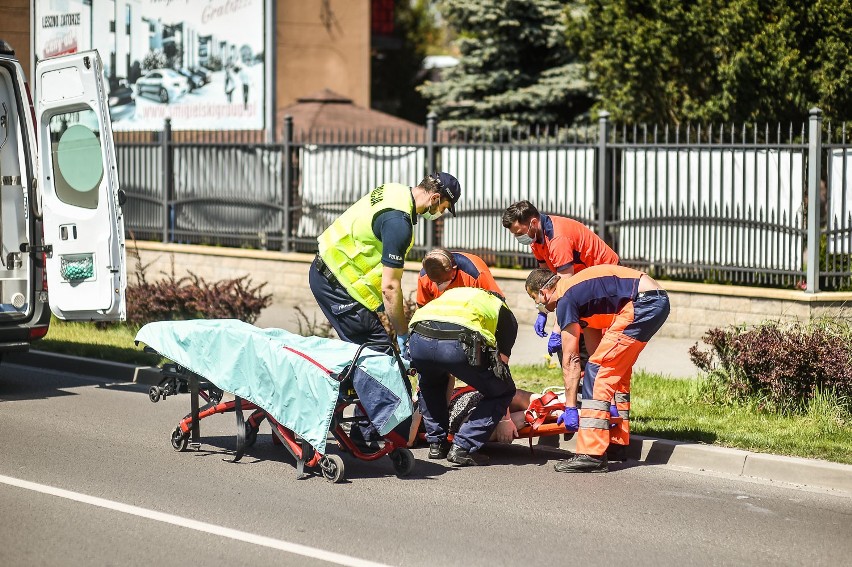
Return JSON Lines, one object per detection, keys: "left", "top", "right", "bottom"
{"left": 422, "top": 248, "right": 455, "bottom": 281}
{"left": 525, "top": 268, "right": 557, "bottom": 296}
{"left": 502, "top": 200, "right": 540, "bottom": 228}
{"left": 417, "top": 175, "right": 442, "bottom": 195}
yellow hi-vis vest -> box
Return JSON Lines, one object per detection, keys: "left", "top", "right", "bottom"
{"left": 317, "top": 182, "right": 414, "bottom": 311}
{"left": 408, "top": 287, "right": 505, "bottom": 348}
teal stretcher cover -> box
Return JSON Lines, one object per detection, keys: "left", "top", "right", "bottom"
{"left": 135, "top": 319, "right": 413, "bottom": 454}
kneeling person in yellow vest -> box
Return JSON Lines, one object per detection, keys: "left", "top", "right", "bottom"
{"left": 408, "top": 287, "right": 518, "bottom": 466}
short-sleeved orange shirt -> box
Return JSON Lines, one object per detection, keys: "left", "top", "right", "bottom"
{"left": 416, "top": 252, "right": 504, "bottom": 306}
{"left": 530, "top": 214, "right": 619, "bottom": 274}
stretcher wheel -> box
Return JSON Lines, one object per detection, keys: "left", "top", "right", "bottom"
{"left": 389, "top": 448, "right": 415, "bottom": 477}
{"left": 320, "top": 454, "right": 345, "bottom": 483}
{"left": 149, "top": 386, "right": 161, "bottom": 403}
{"left": 245, "top": 424, "right": 258, "bottom": 447}
{"left": 171, "top": 426, "right": 189, "bottom": 452}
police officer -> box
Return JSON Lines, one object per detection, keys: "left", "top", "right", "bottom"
{"left": 311, "top": 172, "right": 461, "bottom": 349}
{"left": 408, "top": 287, "right": 518, "bottom": 466}
{"left": 310, "top": 172, "right": 461, "bottom": 447}
{"left": 526, "top": 266, "right": 670, "bottom": 472}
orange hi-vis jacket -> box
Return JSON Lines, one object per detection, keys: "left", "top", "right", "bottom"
{"left": 530, "top": 214, "right": 619, "bottom": 274}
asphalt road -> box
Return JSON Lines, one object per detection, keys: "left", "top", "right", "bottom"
{"left": 1, "top": 363, "right": 850, "bottom": 567}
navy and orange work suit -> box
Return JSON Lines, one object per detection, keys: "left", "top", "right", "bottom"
{"left": 553, "top": 265, "right": 670, "bottom": 456}
{"left": 530, "top": 214, "right": 619, "bottom": 274}
{"left": 416, "top": 251, "right": 504, "bottom": 306}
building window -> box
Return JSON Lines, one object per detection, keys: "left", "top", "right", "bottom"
{"left": 125, "top": 5, "right": 131, "bottom": 34}
{"left": 109, "top": 20, "right": 115, "bottom": 33}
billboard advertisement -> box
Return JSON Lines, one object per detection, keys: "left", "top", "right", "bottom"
{"left": 33, "top": 0, "right": 268, "bottom": 131}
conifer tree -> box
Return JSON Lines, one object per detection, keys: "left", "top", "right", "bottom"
{"left": 421, "top": 0, "right": 592, "bottom": 130}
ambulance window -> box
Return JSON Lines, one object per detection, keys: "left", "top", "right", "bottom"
{"left": 48, "top": 110, "right": 102, "bottom": 210}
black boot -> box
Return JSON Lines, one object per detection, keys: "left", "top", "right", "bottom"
{"left": 553, "top": 453, "right": 608, "bottom": 473}
{"left": 606, "top": 443, "right": 629, "bottom": 462}
{"left": 428, "top": 440, "right": 452, "bottom": 459}
{"left": 447, "top": 444, "right": 489, "bottom": 466}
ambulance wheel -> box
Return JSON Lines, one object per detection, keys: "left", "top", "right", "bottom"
{"left": 320, "top": 454, "right": 345, "bottom": 483}
{"left": 245, "top": 424, "right": 258, "bottom": 447}
{"left": 148, "top": 386, "right": 161, "bottom": 403}
{"left": 390, "top": 448, "right": 415, "bottom": 477}
{"left": 171, "top": 426, "right": 188, "bottom": 452}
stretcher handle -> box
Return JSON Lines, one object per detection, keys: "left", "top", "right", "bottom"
{"left": 336, "top": 340, "right": 408, "bottom": 385}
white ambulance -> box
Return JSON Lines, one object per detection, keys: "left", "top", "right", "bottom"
{"left": 0, "top": 40, "right": 125, "bottom": 358}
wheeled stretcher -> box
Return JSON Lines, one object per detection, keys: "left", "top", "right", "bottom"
{"left": 135, "top": 320, "right": 416, "bottom": 483}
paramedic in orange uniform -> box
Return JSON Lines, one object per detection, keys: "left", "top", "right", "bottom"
{"left": 416, "top": 248, "right": 504, "bottom": 307}
{"left": 525, "top": 265, "right": 669, "bottom": 473}
{"left": 503, "top": 200, "right": 620, "bottom": 359}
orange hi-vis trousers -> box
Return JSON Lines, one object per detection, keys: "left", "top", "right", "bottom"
{"left": 576, "top": 292, "right": 670, "bottom": 456}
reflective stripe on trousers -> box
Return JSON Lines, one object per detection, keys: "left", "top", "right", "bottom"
{"left": 577, "top": 332, "right": 644, "bottom": 456}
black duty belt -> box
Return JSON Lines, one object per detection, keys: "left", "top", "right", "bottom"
{"left": 411, "top": 322, "right": 467, "bottom": 341}
{"left": 315, "top": 255, "right": 338, "bottom": 285}
{"left": 636, "top": 290, "right": 668, "bottom": 299}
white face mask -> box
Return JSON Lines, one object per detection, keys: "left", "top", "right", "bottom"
{"left": 535, "top": 275, "right": 559, "bottom": 312}
{"left": 422, "top": 198, "right": 443, "bottom": 221}
{"left": 436, "top": 280, "right": 451, "bottom": 292}
{"left": 514, "top": 223, "right": 536, "bottom": 246}
{"left": 514, "top": 233, "right": 534, "bottom": 246}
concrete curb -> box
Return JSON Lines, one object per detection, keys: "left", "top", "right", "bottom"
{"left": 541, "top": 434, "right": 852, "bottom": 494}
{"left": 10, "top": 350, "right": 852, "bottom": 494}
{"left": 5, "top": 350, "right": 163, "bottom": 385}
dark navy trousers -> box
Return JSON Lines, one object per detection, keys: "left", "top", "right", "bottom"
{"left": 308, "top": 258, "right": 411, "bottom": 443}
{"left": 308, "top": 257, "right": 390, "bottom": 347}
{"left": 409, "top": 333, "right": 515, "bottom": 453}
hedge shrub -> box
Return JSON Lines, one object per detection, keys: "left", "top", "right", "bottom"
{"left": 126, "top": 246, "right": 272, "bottom": 326}
{"left": 689, "top": 319, "right": 852, "bottom": 413}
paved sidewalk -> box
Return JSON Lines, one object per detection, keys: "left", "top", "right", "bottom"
{"left": 7, "top": 349, "right": 851, "bottom": 495}
{"left": 256, "top": 304, "right": 701, "bottom": 377}
{"left": 507, "top": 332, "right": 698, "bottom": 377}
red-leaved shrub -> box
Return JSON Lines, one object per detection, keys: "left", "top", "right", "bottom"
{"left": 126, "top": 245, "right": 272, "bottom": 326}
{"left": 689, "top": 320, "right": 852, "bottom": 412}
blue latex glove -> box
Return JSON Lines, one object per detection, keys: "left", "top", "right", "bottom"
{"left": 396, "top": 333, "right": 410, "bottom": 359}
{"left": 533, "top": 312, "right": 548, "bottom": 337}
{"left": 557, "top": 407, "right": 579, "bottom": 432}
{"left": 610, "top": 403, "right": 621, "bottom": 428}
{"left": 547, "top": 331, "right": 562, "bottom": 355}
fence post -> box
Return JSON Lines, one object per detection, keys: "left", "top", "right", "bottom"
{"left": 161, "top": 118, "right": 172, "bottom": 243}
{"left": 426, "top": 111, "right": 438, "bottom": 249}
{"left": 806, "top": 107, "right": 823, "bottom": 293}
{"left": 596, "top": 111, "right": 610, "bottom": 240}
{"left": 282, "top": 115, "right": 293, "bottom": 252}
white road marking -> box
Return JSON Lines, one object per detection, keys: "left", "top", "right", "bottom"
{"left": 0, "top": 474, "right": 393, "bottom": 567}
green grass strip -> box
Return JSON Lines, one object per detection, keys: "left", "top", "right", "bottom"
{"left": 33, "top": 320, "right": 852, "bottom": 464}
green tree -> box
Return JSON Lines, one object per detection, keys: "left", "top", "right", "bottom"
{"left": 568, "top": 0, "right": 852, "bottom": 125}
{"left": 421, "top": 0, "right": 592, "bottom": 130}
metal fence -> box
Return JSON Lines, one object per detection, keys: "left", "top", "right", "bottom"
{"left": 118, "top": 110, "right": 852, "bottom": 291}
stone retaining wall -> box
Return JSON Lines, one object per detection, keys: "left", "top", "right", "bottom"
{"left": 132, "top": 242, "right": 852, "bottom": 339}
